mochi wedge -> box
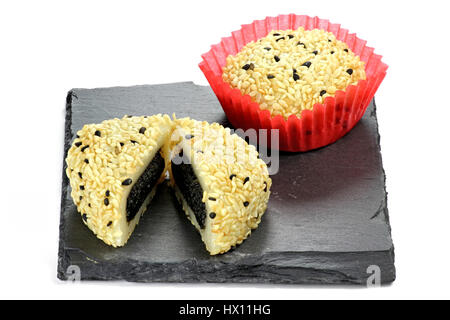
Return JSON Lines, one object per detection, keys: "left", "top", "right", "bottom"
{"left": 167, "top": 118, "right": 272, "bottom": 255}
{"left": 65, "top": 114, "right": 173, "bottom": 247}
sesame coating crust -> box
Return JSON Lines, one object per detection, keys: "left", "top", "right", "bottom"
{"left": 222, "top": 27, "right": 366, "bottom": 119}
{"left": 65, "top": 114, "right": 173, "bottom": 247}
{"left": 168, "top": 118, "right": 272, "bottom": 255}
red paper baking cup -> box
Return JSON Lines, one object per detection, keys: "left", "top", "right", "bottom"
{"left": 199, "top": 14, "right": 388, "bottom": 152}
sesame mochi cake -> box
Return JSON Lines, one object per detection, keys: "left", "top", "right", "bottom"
{"left": 222, "top": 27, "right": 366, "bottom": 119}
{"left": 66, "top": 114, "right": 272, "bottom": 254}
{"left": 167, "top": 118, "right": 272, "bottom": 255}
{"left": 65, "top": 114, "right": 173, "bottom": 247}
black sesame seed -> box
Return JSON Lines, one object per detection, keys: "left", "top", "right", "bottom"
{"left": 94, "top": 130, "right": 101, "bottom": 137}
{"left": 242, "top": 63, "right": 255, "bottom": 71}
{"left": 347, "top": 69, "right": 354, "bottom": 75}
{"left": 230, "top": 174, "right": 236, "bottom": 180}
{"left": 81, "top": 145, "right": 89, "bottom": 152}
{"left": 105, "top": 190, "right": 110, "bottom": 197}
{"left": 127, "top": 115, "right": 133, "bottom": 118}
{"left": 273, "top": 33, "right": 280, "bottom": 36}
{"left": 139, "top": 127, "right": 146, "bottom": 134}
{"left": 312, "top": 50, "right": 318, "bottom": 55}
{"left": 122, "top": 178, "right": 132, "bottom": 186}
{"left": 208, "top": 197, "right": 217, "bottom": 201}
{"left": 274, "top": 55, "right": 280, "bottom": 62}
{"left": 328, "top": 39, "right": 332, "bottom": 42}
{"left": 107, "top": 221, "right": 112, "bottom": 227}
{"left": 267, "top": 74, "right": 275, "bottom": 79}
{"left": 82, "top": 214, "right": 88, "bottom": 222}
{"left": 264, "top": 47, "right": 271, "bottom": 51}
{"left": 264, "top": 181, "right": 268, "bottom": 192}
{"left": 80, "top": 185, "right": 85, "bottom": 190}
{"left": 243, "top": 201, "right": 249, "bottom": 207}
{"left": 120, "top": 142, "right": 124, "bottom": 147}
{"left": 297, "top": 42, "right": 306, "bottom": 48}
{"left": 84, "top": 159, "right": 89, "bottom": 164}
{"left": 293, "top": 68, "right": 297, "bottom": 73}
{"left": 344, "top": 49, "right": 349, "bottom": 53}
{"left": 209, "top": 212, "right": 216, "bottom": 219}
{"left": 330, "top": 51, "right": 335, "bottom": 54}
{"left": 130, "top": 140, "right": 138, "bottom": 144}
{"left": 76, "top": 135, "right": 80, "bottom": 139}
{"left": 293, "top": 73, "right": 300, "bottom": 81}
{"left": 288, "top": 34, "right": 294, "bottom": 39}
{"left": 276, "top": 37, "right": 285, "bottom": 42}
{"left": 104, "top": 198, "right": 109, "bottom": 206}
{"left": 302, "top": 61, "right": 312, "bottom": 68}
{"left": 88, "top": 203, "right": 91, "bottom": 207}
{"left": 185, "top": 134, "right": 194, "bottom": 140}
{"left": 74, "top": 141, "right": 82, "bottom": 147}
{"left": 196, "top": 150, "right": 204, "bottom": 153}
{"left": 244, "top": 177, "right": 250, "bottom": 184}
{"left": 320, "top": 90, "right": 327, "bottom": 96}
{"left": 79, "top": 196, "right": 83, "bottom": 201}
{"left": 78, "top": 172, "right": 82, "bottom": 179}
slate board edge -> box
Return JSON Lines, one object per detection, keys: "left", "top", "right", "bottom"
{"left": 57, "top": 90, "right": 75, "bottom": 281}
{"left": 57, "top": 85, "right": 395, "bottom": 285}
{"left": 58, "top": 246, "right": 394, "bottom": 285}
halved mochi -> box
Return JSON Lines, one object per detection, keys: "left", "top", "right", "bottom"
{"left": 65, "top": 114, "right": 173, "bottom": 247}
{"left": 166, "top": 118, "right": 272, "bottom": 255}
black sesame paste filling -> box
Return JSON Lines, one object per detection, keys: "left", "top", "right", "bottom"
{"left": 171, "top": 160, "right": 207, "bottom": 229}
{"left": 126, "top": 150, "right": 165, "bottom": 222}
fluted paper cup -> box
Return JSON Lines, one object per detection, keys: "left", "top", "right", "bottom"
{"left": 199, "top": 14, "right": 388, "bottom": 152}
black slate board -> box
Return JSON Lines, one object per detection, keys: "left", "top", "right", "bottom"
{"left": 58, "top": 82, "right": 395, "bottom": 285}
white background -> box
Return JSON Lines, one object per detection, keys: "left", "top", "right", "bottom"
{"left": 0, "top": 0, "right": 449, "bottom": 300}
